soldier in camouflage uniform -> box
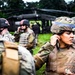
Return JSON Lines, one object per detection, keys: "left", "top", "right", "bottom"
{"left": 0, "top": 18, "right": 15, "bottom": 42}
{"left": 14, "top": 19, "right": 35, "bottom": 54}
{"left": 34, "top": 16, "right": 75, "bottom": 75}
{"left": 0, "top": 39, "right": 35, "bottom": 75}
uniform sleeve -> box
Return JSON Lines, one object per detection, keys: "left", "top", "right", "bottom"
{"left": 18, "top": 46, "right": 36, "bottom": 75}
{"left": 28, "top": 34, "right": 35, "bottom": 43}
{"left": 14, "top": 31, "right": 20, "bottom": 42}
{"left": 26, "top": 34, "right": 35, "bottom": 49}
{"left": 34, "top": 42, "right": 55, "bottom": 70}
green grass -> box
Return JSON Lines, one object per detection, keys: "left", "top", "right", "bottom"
{"left": 33, "top": 33, "right": 52, "bottom": 54}
{"left": 33, "top": 33, "right": 52, "bottom": 75}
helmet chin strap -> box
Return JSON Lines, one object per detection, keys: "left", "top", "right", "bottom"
{"left": 0, "top": 28, "right": 5, "bottom": 34}
{"left": 0, "top": 30, "right": 3, "bottom": 33}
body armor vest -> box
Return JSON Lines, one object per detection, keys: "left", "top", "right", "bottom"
{"left": 19, "top": 33, "right": 30, "bottom": 46}
{"left": 46, "top": 47, "right": 75, "bottom": 75}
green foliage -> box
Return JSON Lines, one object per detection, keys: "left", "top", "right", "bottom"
{"left": 67, "top": 0, "right": 75, "bottom": 12}
{"left": 39, "top": 0, "right": 67, "bottom": 10}
{"left": 10, "top": 32, "right": 14, "bottom": 35}
{"left": 7, "top": 0, "right": 25, "bottom": 10}
{"left": 26, "top": 2, "right": 39, "bottom": 8}
{"left": 0, "top": 12, "right": 7, "bottom": 18}
{"left": 0, "top": 0, "right": 75, "bottom": 17}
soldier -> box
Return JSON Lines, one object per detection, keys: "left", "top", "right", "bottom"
{"left": 14, "top": 19, "right": 35, "bottom": 54}
{"left": 0, "top": 39, "right": 35, "bottom": 75}
{"left": 34, "top": 16, "right": 75, "bottom": 75}
{"left": 32, "top": 23, "right": 40, "bottom": 45}
{"left": 0, "top": 18, "right": 15, "bottom": 42}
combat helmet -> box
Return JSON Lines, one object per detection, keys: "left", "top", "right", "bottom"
{"left": 0, "top": 18, "right": 10, "bottom": 28}
{"left": 51, "top": 16, "right": 75, "bottom": 34}
{"left": 20, "top": 19, "right": 30, "bottom": 27}
{"left": 71, "top": 17, "right": 75, "bottom": 24}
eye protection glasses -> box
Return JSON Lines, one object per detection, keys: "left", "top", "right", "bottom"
{"left": 20, "top": 24, "right": 25, "bottom": 27}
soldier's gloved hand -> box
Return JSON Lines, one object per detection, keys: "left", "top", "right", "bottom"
{"left": 50, "top": 34, "right": 60, "bottom": 46}
{"left": 17, "top": 26, "right": 21, "bottom": 32}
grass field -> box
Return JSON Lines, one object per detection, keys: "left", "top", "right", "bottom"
{"left": 33, "top": 33, "right": 52, "bottom": 75}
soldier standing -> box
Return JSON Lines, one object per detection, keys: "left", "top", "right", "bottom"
{"left": 34, "top": 16, "right": 75, "bottom": 75}
{"left": 32, "top": 23, "right": 40, "bottom": 45}
{"left": 14, "top": 19, "right": 35, "bottom": 54}
{"left": 0, "top": 18, "right": 15, "bottom": 42}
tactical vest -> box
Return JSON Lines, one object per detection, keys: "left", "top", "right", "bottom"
{"left": 19, "top": 33, "right": 30, "bottom": 46}
{"left": 19, "top": 32, "right": 36, "bottom": 50}
{"left": 0, "top": 40, "right": 20, "bottom": 75}
{"left": 46, "top": 47, "right": 75, "bottom": 75}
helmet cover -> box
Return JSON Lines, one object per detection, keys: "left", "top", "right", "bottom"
{"left": 51, "top": 16, "right": 75, "bottom": 34}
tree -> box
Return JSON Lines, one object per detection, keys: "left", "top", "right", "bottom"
{"left": 0, "top": 0, "right": 26, "bottom": 17}
{"left": 39, "top": 0, "right": 67, "bottom": 10}
{"left": 26, "top": 2, "right": 39, "bottom": 9}
{"left": 67, "top": 0, "right": 75, "bottom": 12}
{"left": 6, "top": 0, "right": 25, "bottom": 10}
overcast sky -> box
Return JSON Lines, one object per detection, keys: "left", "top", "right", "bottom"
{"left": 23, "top": 0, "right": 74, "bottom": 3}
{"left": 65, "top": 0, "right": 74, "bottom": 3}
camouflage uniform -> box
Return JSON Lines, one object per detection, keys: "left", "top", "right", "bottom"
{"left": 34, "top": 17, "right": 75, "bottom": 75}
{"left": 0, "top": 31, "right": 15, "bottom": 42}
{"left": 0, "top": 18, "right": 15, "bottom": 42}
{"left": 34, "top": 42, "right": 75, "bottom": 75}
{"left": 0, "top": 40, "right": 35, "bottom": 75}
{"left": 18, "top": 45, "right": 35, "bottom": 75}
{"left": 14, "top": 19, "right": 36, "bottom": 54}
{"left": 19, "top": 28, "right": 35, "bottom": 54}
